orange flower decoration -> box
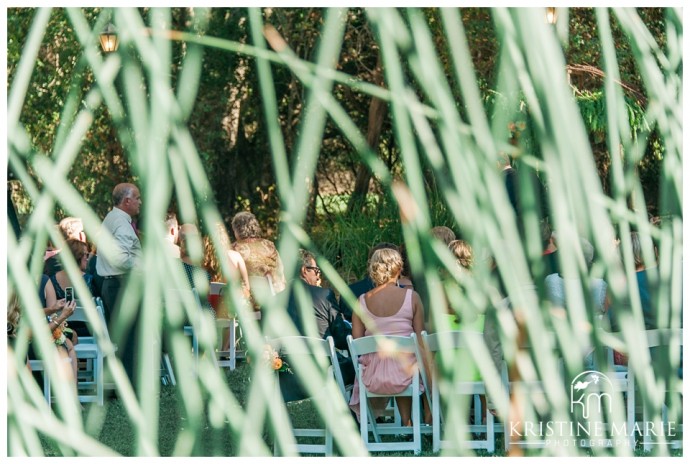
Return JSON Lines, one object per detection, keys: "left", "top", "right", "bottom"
{"left": 272, "top": 357, "right": 283, "bottom": 370}
{"left": 247, "top": 345, "right": 291, "bottom": 373}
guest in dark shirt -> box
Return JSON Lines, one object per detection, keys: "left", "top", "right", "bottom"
{"left": 43, "top": 217, "right": 87, "bottom": 277}
{"left": 283, "top": 250, "right": 353, "bottom": 401}
{"left": 179, "top": 224, "right": 216, "bottom": 321}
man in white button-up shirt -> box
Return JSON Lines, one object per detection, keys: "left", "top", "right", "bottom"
{"left": 96, "top": 183, "right": 142, "bottom": 386}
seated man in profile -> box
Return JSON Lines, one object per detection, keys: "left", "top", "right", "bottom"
{"left": 163, "top": 211, "right": 181, "bottom": 259}
{"left": 287, "top": 251, "right": 344, "bottom": 339}
{"left": 283, "top": 250, "right": 353, "bottom": 401}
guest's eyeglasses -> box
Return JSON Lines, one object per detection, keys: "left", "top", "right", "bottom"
{"left": 305, "top": 266, "right": 321, "bottom": 275}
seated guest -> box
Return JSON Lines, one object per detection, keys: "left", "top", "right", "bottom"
{"left": 541, "top": 221, "right": 559, "bottom": 278}
{"left": 85, "top": 245, "right": 104, "bottom": 299}
{"left": 7, "top": 293, "right": 22, "bottom": 352}
{"left": 609, "top": 231, "right": 658, "bottom": 332}
{"left": 545, "top": 237, "right": 607, "bottom": 316}
{"left": 45, "top": 239, "right": 93, "bottom": 307}
{"left": 231, "top": 211, "right": 286, "bottom": 295}
{"left": 210, "top": 222, "right": 251, "bottom": 300}
{"left": 287, "top": 250, "right": 346, "bottom": 341}
{"left": 445, "top": 239, "right": 485, "bottom": 332}
{"left": 9, "top": 292, "right": 79, "bottom": 392}
{"left": 45, "top": 238, "right": 94, "bottom": 338}
{"left": 431, "top": 226, "right": 456, "bottom": 247}
{"left": 282, "top": 250, "right": 354, "bottom": 401}
{"left": 417, "top": 226, "right": 455, "bottom": 324}
{"left": 397, "top": 244, "right": 414, "bottom": 289}
{"left": 349, "top": 248, "right": 430, "bottom": 425}
{"left": 179, "top": 225, "right": 216, "bottom": 321}
{"left": 442, "top": 239, "right": 487, "bottom": 408}
{"left": 338, "top": 242, "right": 399, "bottom": 321}
{"left": 202, "top": 224, "right": 252, "bottom": 353}
{"left": 38, "top": 274, "right": 50, "bottom": 308}
{"left": 164, "top": 211, "right": 181, "bottom": 259}
{"left": 44, "top": 217, "right": 87, "bottom": 276}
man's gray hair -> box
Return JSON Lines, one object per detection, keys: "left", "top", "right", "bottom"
{"left": 299, "top": 249, "right": 316, "bottom": 268}
{"left": 112, "top": 183, "right": 135, "bottom": 207}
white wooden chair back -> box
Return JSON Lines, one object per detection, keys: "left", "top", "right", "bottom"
{"left": 268, "top": 335, "right": 339, "bottom": 456}
{"left": 638, "top": 328, "right": 683, "bottom": 451}
{"left": 346, "top": 334, "right": 422, "bottom": 455}
{"left": 417, "top": 330, "right": 495, "bottom": 453}
{"left": 210, "top": 281, "right": 225, "bottom": 295}
{"left": 66, "top": 297, "right": 111, "bottom": 405}
{"left": 165, "top": 288, "right": 202, "bottom": 371}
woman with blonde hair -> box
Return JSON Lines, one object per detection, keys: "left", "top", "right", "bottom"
{"left": 44, "top": 238, "right": 92, "bottom": 309}
{"left": 212, "top": 222, "right": 251, "bottom": 299}
{"left": 8, "top": 292, "right": 78, "bottom": 390}
{"left": 445, "top": 239, "right": 484, "bottom": 332}
{"left": 349, "top": 248, "right": 430, "bottom": 426}
{"left": 449, "top": 239, "right": 473, "bottom": 270}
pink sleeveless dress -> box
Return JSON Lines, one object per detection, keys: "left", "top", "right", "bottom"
{"left": 349, "top": 289, "right": 422, "bottom": 419}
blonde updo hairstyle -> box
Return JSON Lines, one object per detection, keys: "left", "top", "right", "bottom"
{"left": 7, "top": 293, "right": 21, "bottom": 338}
{"left": 368, "top": 248, "right": 403, "bottom": 286}
{"left": 449, "top": 239, "right": 473, "bottom": 269}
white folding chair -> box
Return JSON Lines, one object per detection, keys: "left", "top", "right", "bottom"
{"left": 248, "top": 275, "right": 274, "bottom": 317}
{"left": 329, "top": 340, "right": 352, "bottom": 403}
{"left": 210, "top": 282, "right": 240, "bottom": 371}
{"left": 212, "top": 281, "right": 263, "bottom": 368}
{"left": 637, "top": 329, "right": 683, "bottom": 452}
{"left": 416, "top": 330, "right": 495, "bottom": 453}
{"left": 160, "top": 352, "right": 176, "bottom": 386}
{"left": 210, "top": 281, "right": 225, "bottom": 298}
{"left": 590, "top": 331, "right": 637, "bottom": 451}
{"left": 28, "top": 359, "right": 51, "bottom": 405}
{"left": 68, "top": 299, "right": 105, "bottom": 405}
{"left": 270, "top": 335, "right": 341, "bottom": 456}
{"left": 347, "top": 334, "right": 422, "bottom": 455}
{"left": 248, "top": 275, "right": 275, "bottom": 296}
{"left": 501, "top": 330, "right": 563, "bottom": 451}
{"left": 165, "top": 288, "right": 202, "bottom": 372}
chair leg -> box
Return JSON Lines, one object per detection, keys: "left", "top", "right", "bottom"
{"left": 627, "top": 375, "right": 636, "bottom": 451}
{"left": 360, "top": 378, "right": 369, "bottom": 447}
{"left": 366, "top": 398, "right": 381, "bottom": 443}
{"left": 97, "top": 356, "right": 104, "bottom": 406}
{"left": 487, "top": 401, "right": 495, "bottom": 453}
{"left": 432, "top": 381, "right": 441, "bottom": 453}
{"left": 229, "top": 319, "right": 236, "bottom": 370}
{"left": 163, "top": 353, "right": 176, "bottom": 386}
{"left": 326, "top": 428, "right": 334, "bottom": 456}
{"left": 474, "top": 394, "right": 481, "bottom": 426}
{"left": 44, "top": 370, "right": 51, "bottom": 406}
{"left": 412, "top": 375, "right": 421, "bottom": 455}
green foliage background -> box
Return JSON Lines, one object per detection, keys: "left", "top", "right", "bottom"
{"left": 7, "top": 6, "right": 682, "bottom": 458}
{"left": 8, "top": 8, "right": 667, "bottom": 238}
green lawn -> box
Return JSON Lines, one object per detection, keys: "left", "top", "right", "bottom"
{"left": 36, "top": 361, "right": 682, "bottom": 457}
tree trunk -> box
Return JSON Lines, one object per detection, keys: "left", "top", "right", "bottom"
{"left": 347, "top": 52, "right": 387, "bottom": 214}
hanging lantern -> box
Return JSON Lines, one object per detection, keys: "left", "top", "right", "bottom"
{"left": 545, "top": 7, "right": 558, "bottom": 25}
{"left": 99, "top": 23, "right": 119, "bottom": 53}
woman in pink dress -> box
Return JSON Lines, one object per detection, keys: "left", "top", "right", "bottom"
{"left": 349, "top": 248, "right": 430, "bottom": 426}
